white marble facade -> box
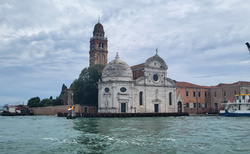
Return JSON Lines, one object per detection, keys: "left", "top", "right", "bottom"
{"left": 98, "top": 52, "right": 177, "bottom": 113}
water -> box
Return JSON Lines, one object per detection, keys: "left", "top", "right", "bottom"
{"left": 0, "top": 116, "right": 250, "bottom": 154}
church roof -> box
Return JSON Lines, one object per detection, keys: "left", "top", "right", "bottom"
{"left": 144, "top": 53, "right": 168, "bottom": 70}
{"left": 102, "top": 53, "right": 133, "bottom": 81}
{"left": 94, "top": 23, "right": 104, "bottom": 33}
{"left": 130, "top": 63, "right": 144, "bottom": 70}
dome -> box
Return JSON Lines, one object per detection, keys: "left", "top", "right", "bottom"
{"left": 94, "top": 23, "right": 104, "bottom": 34}
{"left": 102, "top": 53, "right": 133, "bottom": 82}
{"left": 145, "top": 53, "right": 168, "bottom": 70}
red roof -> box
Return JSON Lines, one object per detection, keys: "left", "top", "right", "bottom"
{"left": 176, "top": 81, "right": 211, "bottom": 89}
{"left": 177, "top": 81, "right": 250, "bottom": 89}
{"left": 131, "top": 63, "right": 144, "bottom": 70}
{"left": 215, "top": 81, "right": 250, "bottom": 87}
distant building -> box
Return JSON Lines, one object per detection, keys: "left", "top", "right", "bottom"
{"left": 59, "top": 84, "right": 73, "bottom": 105}
{"left": 89, "top": 20, "right": 108, "bottom": 66}
{"left": 176, "top": 82, "right": 210, "bottom": 114}
{"left": 98, "top": 52, "right": 177, "bottom": 113}
{"left": 210, "top": 81, "right": 250, "bottom": 112}
{"left": 83, "top": 20, "right": 250, "bottom": 115}
{"left": 176, "top": 81, "right": 250, "bottom": 114}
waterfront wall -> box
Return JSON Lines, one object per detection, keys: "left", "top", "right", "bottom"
{"left": 32, "top": 105, "right": 76, "bottom": 115}
{"left": 31, "top": 104, "right": 97, "bottom": 115}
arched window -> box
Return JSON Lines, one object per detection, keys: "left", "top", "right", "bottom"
{"left": 139, "top": 92, "right": 143, "bottom": 105}
{"left": 169, "top": 92, "right": 172, "bottom": 105}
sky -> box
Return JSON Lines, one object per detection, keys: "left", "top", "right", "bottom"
{"left": 1, "top": 0, "right": 250, "bottom": 106}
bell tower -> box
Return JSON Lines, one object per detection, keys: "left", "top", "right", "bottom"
{"left": 89, "top": 19, "right": 108, "bottom": 66}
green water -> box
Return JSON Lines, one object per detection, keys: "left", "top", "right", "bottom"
{"left": 0, "top": 116, "right": 250, "bottom": 154}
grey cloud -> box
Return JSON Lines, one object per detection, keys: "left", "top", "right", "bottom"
{"left": 1, "top": 0, "right": 250, "bottom": 105}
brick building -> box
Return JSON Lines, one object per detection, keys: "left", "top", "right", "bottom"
{"left": 176, "top": 82, "right": 211, "bottom": 114}
{"left": 176, "top": 81, "right": 250, "bottom": 114}
{"left": 210, "top": 81, "right": 250, "bottom": 112}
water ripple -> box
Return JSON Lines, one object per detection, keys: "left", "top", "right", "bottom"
{"left": 1, "top": 116, "right": 250, "bottom": 153}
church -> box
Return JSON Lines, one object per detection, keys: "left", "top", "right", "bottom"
{"left": 89, "top": 21, "right": 178, "bottom": 113}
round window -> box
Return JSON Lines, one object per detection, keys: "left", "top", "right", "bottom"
{"left": 104, "top": 88, "right": 109, "bottom": 93}
{"left": 120, "top": 87, "right": 127, "bottom": 92}
{"left": 153, "top": 74, "right": 159, "bottom": 82}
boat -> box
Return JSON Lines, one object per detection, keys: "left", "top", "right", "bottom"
{"left": 67, "top": 105, "right": 76, "bottom": 119}
{"left": 220, "top": 94, "right": 250, "bottom": 116}
{"left": 1, "top": 105, "right": 34, "bottom": 116}
{"left": 66, "top": 93, "right": 76, "bottom": 119}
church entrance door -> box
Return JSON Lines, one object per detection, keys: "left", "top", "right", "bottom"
{"left": 154, "top": 104, "right": 159, "bottom": 113}
{"left": 121, "top": 103, "right": 126, "bottom": 113}
{"left": 178, "top": 101, "right": 182, "bottom": 113}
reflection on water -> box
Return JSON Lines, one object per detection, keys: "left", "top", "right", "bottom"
{"left": 1, "top": 116, "right": 250, "bottom": 153}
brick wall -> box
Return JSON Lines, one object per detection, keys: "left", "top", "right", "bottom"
{"left": 31, "top": 104, "right": 97, "bottom": 115}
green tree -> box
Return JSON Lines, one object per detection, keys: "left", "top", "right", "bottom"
{"left": 27, "top": 97, "right": 41, "bottom": 107}
{"left": 71, "top": 79, "right": 85, "bottom": 104}
{"left": 41, "top": 98, "right": 52, "bottom": 106}
{"left": 52, "top": 97, "right": 63, "bottom": 106}
{"left": 71, "top": 64, "right": 104, "bottom": 107}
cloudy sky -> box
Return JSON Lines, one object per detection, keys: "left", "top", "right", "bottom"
{"left": 1, "top": 0, "right": 250, "bottom": 105}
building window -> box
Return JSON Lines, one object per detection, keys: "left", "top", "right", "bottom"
{"left": 193, "top": 103, "right": 197, "bottom": 108}
{"left": 199, "top": 103, "right": 201, "bottom": 108}
{"left": 198, "top": 92, "right": 201, "bottom": 97}
{"left": 234, "top": 91, "right": 236, "bottom": 95}
{"left": 224, "top": 92, "right": 226, "bottom": 96}
{"left": 236, "top": 96, "right": 239, "bottom": 100}
{"left": 186, "top": 91, "right": 189, "bottom": 97}
{"left": 193, "top": 91, "right": 196, "bottom": 97}
{"left": 246, "top": 90, "right": 248, "bottom": 94}
{"left": 139, "top": 92, "right": 143, "bottom": 105}
{"left": 98, "top": 43, "right": 104, "bottom": 48}
{"left": 120, "top": 87, "right": 127, "bottom": 92}
{"left": 205, "top": 92, "right": 207, "bottom": 98}
{"left": 186, "top": 103, "right": 189, "bottom": 108}
{"left": 169, "top": 92, "right": 172, "bottom": 105}
{"left": 104, "top": 87, "right": 109, "bottom": 93}
{"left": 205, "top": 103, "right": 208, "bottom": 108}
{"left": 214, "top": 92, "right": 217, "bottom": 97}
{"left": 242, "top": 95, "right": 245, "bottom": 100}
{"left": 153, "top": 74, "right": 159, "bottom": 82}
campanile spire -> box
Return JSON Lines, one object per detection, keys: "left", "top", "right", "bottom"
{"left": 89, "top": 20, "right": 108, "bottom": 66}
